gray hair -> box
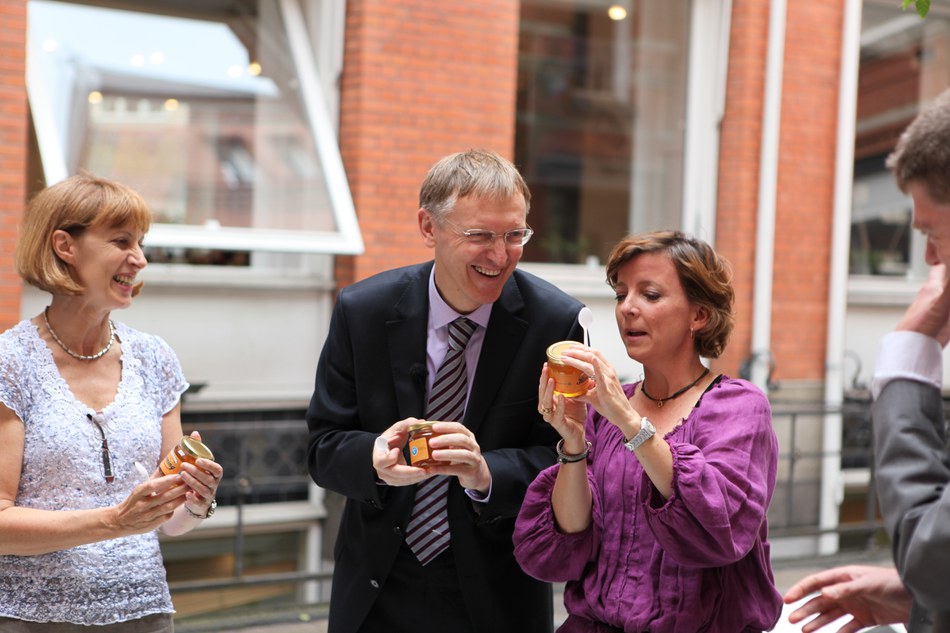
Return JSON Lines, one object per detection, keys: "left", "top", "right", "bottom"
{"left": 418, "top": 149, "right": 531, "bottom": 221}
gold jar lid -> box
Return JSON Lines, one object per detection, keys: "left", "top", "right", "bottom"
{"left": 546, "top": 340, "right": 580, "bottom": 364}
{"left": 407, "top": 421, "right": 436, "bottom": 433}
{"left": 181, "top": 436, "right": 214, "bottom": 461}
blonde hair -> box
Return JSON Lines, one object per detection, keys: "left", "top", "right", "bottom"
{"left": 16, "top": 173, "right": 151, "bottom": 295}
{"left": 605, "top": 231, "right": 735, "bottom": 359}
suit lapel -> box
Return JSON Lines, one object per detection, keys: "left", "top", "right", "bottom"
{"left": 463, "top": 274, "right": 528, "bottom": 434}
{"left": 387, "top": 263, "right": 431, "bottom": 420}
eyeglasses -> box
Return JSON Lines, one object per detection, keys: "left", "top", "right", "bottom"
{"left": 87, "top": 413, "right": 114, "bottom": 483}
{"left": 441, "top": 219, "right": 534, "bottom": 247}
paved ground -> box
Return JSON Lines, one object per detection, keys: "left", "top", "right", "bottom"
{"left": 177, "top": 550, "right": 902, "bottom": 633}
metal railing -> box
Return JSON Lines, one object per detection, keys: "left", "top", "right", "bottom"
{"left": 165, "top": 415, "right": 333, "bottom": 598}
{"left": 167, "top": 399, "right": 897, "bottom": 618}
{"left": 768, "top": 397, "right": 885, "bottom": 545}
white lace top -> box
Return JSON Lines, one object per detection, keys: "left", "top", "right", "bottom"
{"left": 0, "top": 319, "right": 188, "bottom": 625}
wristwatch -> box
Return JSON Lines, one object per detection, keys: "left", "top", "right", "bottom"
{"left": 184, "top": 498, "right": 216, "bottom": 519}
{"left": 623, "top": 417, "right": 656, "bottom": 452}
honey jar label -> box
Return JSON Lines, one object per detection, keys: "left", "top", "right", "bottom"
{"left": 409, "top": 437, "right": 430, "bottom": 464}
{"left": 160, "top": 450, "right": 183, "bottom": 475}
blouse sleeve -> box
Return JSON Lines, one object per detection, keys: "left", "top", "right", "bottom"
{"left": 641, "top": 381, "right": 777, "bottom": 567}
{"left": 513, "top": 461, "right": 603, "bottom": 582}
{"left": 156, "top": 337, "right": 188, "bottom": 414}
{"left": 0, "top": 336, "right": 26, "bottom": 421}
{"left": 135, "top": 330, "right": 189, "bottom": 415}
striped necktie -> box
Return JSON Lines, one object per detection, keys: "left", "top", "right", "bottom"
{"left": 405, "top": 317, "right": 477, "bottom": 565}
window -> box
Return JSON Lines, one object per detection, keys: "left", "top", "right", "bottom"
{"left": 851, "top": 1, "right": 950, "bottom": 278}
{"left": 516, "top": 0, "right": 691, "bottom": 265}
{"left": 27, "top": 0, "right": 362, "bottom": 263}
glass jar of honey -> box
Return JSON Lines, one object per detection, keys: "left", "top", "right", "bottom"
{"left": 160, "top": 436, "right": 215, "bottom": 476}
{"left": 546, "top": 341, "right": 591, "bottom": 397}
{"left": 408, "top": 422, "right": 443, "bottom": 467}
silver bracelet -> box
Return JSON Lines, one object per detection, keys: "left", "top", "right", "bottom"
{"left": 556, "top": 439, "right": 591, "bottom": 464}
{"left": 184, "top": 498, "right": 216, "bottom": 519}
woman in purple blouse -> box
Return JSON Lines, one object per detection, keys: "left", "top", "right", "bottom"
{"left": 514, "top": 231, "right": 782, "bottom": 632}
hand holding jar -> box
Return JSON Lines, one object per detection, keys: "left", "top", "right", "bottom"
{"left": 159, "top": 431, "right": 222, "bottom": 521}
{"left": 412, "top": 421, "right": 492, "bottom": 494}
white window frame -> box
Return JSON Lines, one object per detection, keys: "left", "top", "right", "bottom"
{"left": 26, "top": 0, "right": 363, "bottom": 256}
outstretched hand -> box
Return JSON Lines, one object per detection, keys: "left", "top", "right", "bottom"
{"left": 783, "top": 565, "right": 911, "bottom": 633}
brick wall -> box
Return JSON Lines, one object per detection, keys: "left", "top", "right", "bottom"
{"left": 337, "top": 0, "right": 844, "bottom": 385}
{"left": 336, "top": 0, "right": 520, "bottom": 287}
{"left": 772, "top": 0, "right": 843, "bottom": 382}
{"left": 716, "top": 0, "right": 842, "bottom": 385}
{"left": 0, "top": 0, "right": 26, "bottom": 330}
{"left": 716, "top": 0, "right": 770, "bottom": 377}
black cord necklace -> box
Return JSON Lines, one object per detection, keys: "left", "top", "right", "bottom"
{"left": 640, "top": 367, "right": 710, "bottom": 408}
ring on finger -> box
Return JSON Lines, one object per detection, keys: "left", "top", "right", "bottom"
{"left": 540, "top": 406, "right": 553, "bottom": 415}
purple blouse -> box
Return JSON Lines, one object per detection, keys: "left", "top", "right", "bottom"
{"left": 513, "top": 376, "right": 782, "bottom": 633}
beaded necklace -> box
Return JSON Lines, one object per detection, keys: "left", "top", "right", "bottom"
{"left": 43, "top": 306, "right": 115, "bottom": 361}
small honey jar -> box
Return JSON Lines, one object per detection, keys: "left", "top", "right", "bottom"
{"left": 408, "top": 422, "right": 444, "bottom": 467}
{"left": 546, "top": 341, "right": 591, "bottom": 397}
{"left": 160, "top": 436, "right": 215, "bottom": 476}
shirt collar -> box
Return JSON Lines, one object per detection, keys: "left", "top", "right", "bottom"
{"left": 428, "top": 266, "right": 492, "bottom": 331}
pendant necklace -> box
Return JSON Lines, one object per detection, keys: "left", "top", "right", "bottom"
{"left": 640, "top": 367, "right": 710, "bottom": 408}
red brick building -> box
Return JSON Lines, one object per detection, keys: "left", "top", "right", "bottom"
{"left": 2, "top": 0, "right": 947, "bottom": 603}
{"left": 0, "top": 0, "right": 876, "bottom": 391}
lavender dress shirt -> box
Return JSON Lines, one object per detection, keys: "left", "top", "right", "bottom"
{"left": 514, "top": 376, "right": 782, "bottom": 633}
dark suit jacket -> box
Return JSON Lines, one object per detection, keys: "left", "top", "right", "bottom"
{"left": 306, "top": 261, "right": 584, "bottom": 633}
{"left": 873, "top": 379, "right": 950, "bottom": 633}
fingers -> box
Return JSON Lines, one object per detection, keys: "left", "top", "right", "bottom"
{"left": 373, "top": 420, "right": 417, "bottom": 466}
{"left": 897, "top": 263, "right": 950, "bottom": 342}
{"left": 538, "top": 364, "right": 555, "bottom": 416}
{"left": 787, "top": 593, "right": 831, "bottom": 623}
{"left": 118, "top": 475, "right": 188, "bottom": 532}
{"left": 427, "top": 421, "right": 478, "bottom": 459}
{"left": 784, "top": 568, "right": 857, "bottom": 603}
{"left": 137, "top": 472, "right": 185, "bottom": 496}
{"left": 180, "top": 459, "right": 222, "bottom": 500}
{"left": 787, "top": 595, "right": 855, "bottom": 633}
{"left": 373, "top": 419, "right": 430, "bottom": 486}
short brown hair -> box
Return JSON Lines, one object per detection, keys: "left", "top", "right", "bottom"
{"left": 419, "top": 149, "right": 531, "bottom": 221}
{"left": 605, "top": 231, "right": 735, "bottom": 359}
{"left": 886, "top": 88, "right": 950, "bottom": 203}
{"left": 16, "top": 173, "right": 152, "bottom": 295}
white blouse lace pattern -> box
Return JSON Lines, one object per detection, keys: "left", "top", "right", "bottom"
{"left": 0, "top": 319, "right": 188, "bottom": 625}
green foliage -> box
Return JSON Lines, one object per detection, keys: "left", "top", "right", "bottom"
{"left": 902, "top": 0, "right": 931, "bottom": 18}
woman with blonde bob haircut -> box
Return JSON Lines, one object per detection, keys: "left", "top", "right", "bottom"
{"left": 0, "top": 173, "right": 222, "bottom": 631}
{"left": 515, "top": 230, "right": 782, "bottom": 632}
{"left": 16, "top": 173, "right": 151, "bottom": 296}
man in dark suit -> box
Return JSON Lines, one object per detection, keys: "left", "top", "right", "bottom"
{"left": 306, "top": 149, "right": 584, "bottom": 633}
{"left": 783, "top": 90, "right": 950, "bottom": 633}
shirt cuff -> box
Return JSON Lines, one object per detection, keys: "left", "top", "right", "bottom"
{"left": 871, "top": 331, "right": 943, "bottom": 400}
{"left": 464, "top": 480, "right": 492, "bottom": 503}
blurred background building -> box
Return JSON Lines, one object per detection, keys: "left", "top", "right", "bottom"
{"left": 1, "top": 0, "right": 948, "bottom": 622}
